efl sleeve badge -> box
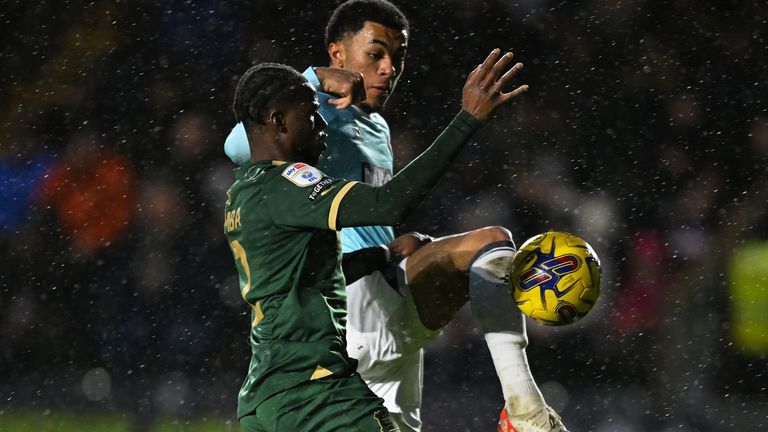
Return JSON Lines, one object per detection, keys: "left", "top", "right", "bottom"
{"left": 281, "top": 163, "right": 323, "bottom": 187}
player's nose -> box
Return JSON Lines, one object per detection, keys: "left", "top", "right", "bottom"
{"left": 378, "top": 58, "right": 395, "bottom": 77}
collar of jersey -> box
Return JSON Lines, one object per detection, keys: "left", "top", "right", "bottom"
{"left": 235, "top": 159, "right": 284, "bottom": 173}
{"left": 240, "top": 160, "right": 286, "bottom": 165}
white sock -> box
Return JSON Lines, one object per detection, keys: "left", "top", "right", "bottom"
{"left": 469, "top": 242, "right": 547, "bottom": 411}
{"left": 484, "top": 332, "right": 546, "bottom": 412}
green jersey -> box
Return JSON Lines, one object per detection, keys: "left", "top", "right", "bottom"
{"left": 224, "top": 111, "right": 481, "bottom": 420}
{"left": 224, "top": 160, "right": 359, "bottom": 418}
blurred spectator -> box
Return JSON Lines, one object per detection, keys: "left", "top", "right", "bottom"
{"left": 611, "top": 229, "right": 666, "bottom": 335}
{"left": 39, "top": 130, "right": 136, "bottom": 256}
{"left": 0, "top": 132, "right": 54, "bottom": 236}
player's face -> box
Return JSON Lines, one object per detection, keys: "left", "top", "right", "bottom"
{"left": 284, "top": 84, "right": 328, "bottom": 164}
{"left": 330, "top": 21, "right": 407, "bottom": 112}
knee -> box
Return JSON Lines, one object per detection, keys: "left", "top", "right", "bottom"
{"left": 455, "top": 226, "right": 514, "bottom": 268}
{"left": 470, "top": 226, "right": 513, "bottom": 246}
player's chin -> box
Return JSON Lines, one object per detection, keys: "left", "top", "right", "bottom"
{"left": 363, "top": 95, "right": 387, "bottom": 112}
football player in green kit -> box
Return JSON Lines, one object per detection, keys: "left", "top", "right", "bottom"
{"left": 225, "top": 2, "right": 569, "bottom": 431}
{"left": 224, "top": 49, "right": 526, "bottom": 432}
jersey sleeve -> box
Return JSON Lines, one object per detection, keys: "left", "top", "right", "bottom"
{"left": 265, "top": 162, "right": 358, "bottom": 230}
{"left": 336, "top": 110, "right": 481, "bottom": 228}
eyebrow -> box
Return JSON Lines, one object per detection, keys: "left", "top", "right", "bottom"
{"left": 368, "top": 38, "right": 408, "bottom": 51}
{"left": 368, "top": 38, "right": 390, "bottom": 49}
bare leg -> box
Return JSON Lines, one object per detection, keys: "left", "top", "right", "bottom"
{"left": 406, "top": 226, "right": 512, "bottom": 330}
{"left": 405, "top": 226, "right": 563, "bottom": 429}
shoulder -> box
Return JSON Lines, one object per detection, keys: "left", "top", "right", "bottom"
{"left": 275, "top": 162, "right": 325, "bottom": 188}
{"left": 369, "top": 112, "right": 390, "bottom": 131}
{"left": 237, "top": 162, "right": 277, "bottom": 184}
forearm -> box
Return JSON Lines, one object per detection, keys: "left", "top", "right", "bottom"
{"left": 313, "top": 67, "right": 331, "bottom": 88}
{"left": 338, "top": 110, "right": 480, "bottom": 227}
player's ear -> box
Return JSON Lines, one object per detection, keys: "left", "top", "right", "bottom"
{"left": 268, "top": 110, "right": 287, "bottom": 133}
{"left": 328, "top": 42, "right": 345, "bottom": 68}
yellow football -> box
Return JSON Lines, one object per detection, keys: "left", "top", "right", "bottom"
{"left": 510, "top": 232, "right": 602, "bottom": 326}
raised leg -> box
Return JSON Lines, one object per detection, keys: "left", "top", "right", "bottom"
{"left": 405, "top": 226, "right": 512, "bottom": 330}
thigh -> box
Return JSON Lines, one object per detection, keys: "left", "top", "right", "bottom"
{"left": 406, "top": 227, "right": 513, "bottom": 330}
{"left": 263, "top": 374, "right": 399, "bottom": 432}
{"left": 405, "top": 233, "right": 475, "bottom": 330}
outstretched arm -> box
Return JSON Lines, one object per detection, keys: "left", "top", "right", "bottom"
{"left": 337, "top": 49, "right": 528, "bottom": 228}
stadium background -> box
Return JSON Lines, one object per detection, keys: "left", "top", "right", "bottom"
{"left": 1, "top": 0, "right": 767, "bottom": 430}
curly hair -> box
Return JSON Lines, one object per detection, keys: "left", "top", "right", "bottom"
{"left": 325, "top": 0, "right": 409, "bottom": 47}
{"left": 232, "top": 63, "right": 309, "bottom": 125}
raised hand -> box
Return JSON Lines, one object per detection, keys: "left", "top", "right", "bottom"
{"left": 314, "top": 67, "right": 367, "bottom": 109}
{"left": 461, "top": 49, "right": 528, "bottom": 122}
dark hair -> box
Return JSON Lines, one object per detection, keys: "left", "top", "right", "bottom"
{"left": 325, "top": 0, "right": 409, "bottom": 47}
{"left": 232, "top": 63, "right": 309, "bottom": 124}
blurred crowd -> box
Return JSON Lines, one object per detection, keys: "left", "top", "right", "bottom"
{"left": 1, "top": 0, "right": 766, "bottom": 431}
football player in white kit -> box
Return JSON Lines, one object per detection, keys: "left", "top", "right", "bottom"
{"left": 225, "top": 2, "right": 568, "bottom": 431}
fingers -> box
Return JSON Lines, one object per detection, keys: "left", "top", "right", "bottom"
{"left": 481, "top": 52, "right": 515, "bottom": 90}
{"left": 491, "top": 62, "right": 525, "bottom": 93}
{"left": 471, "top": 50, "right": 524, "bottom": 94}
{"left": 462, "top": 48, "right": 528, "bottom": 121}
{"left": 500, "top": 83, "right": 530, "bottom": 103}
{"left": 473, "top": 48, "right": 502, "bottom": 84}
{"left": 329, "top": 92, "right": 365, "bottom": 109}
{"left": 328, "top": 97, "right": 351, "bottom": 109}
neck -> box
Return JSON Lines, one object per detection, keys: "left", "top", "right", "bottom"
{"left": 357, "top": 102, "right": 374, "bottom": 114}
{"left": 246, "top": 128, "right": 287, "bottom": 162}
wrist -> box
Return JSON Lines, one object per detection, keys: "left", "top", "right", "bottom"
{"left": 457, "top": 110, "right": 484, "bottom": 129}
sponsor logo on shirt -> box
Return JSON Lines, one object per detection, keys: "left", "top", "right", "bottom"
{"left": 282, "top": 163, "right": 322, "bottom": 187}
{"left": 308, "top": 177, "right": 335, "bottom": 200}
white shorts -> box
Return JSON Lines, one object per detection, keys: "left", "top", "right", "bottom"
{"left": 345, "top": 259, "right": 441, "bottom": 432}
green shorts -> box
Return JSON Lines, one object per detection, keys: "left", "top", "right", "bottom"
{"left": 239, "top": 372, "right": 399, "bottom": 432}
